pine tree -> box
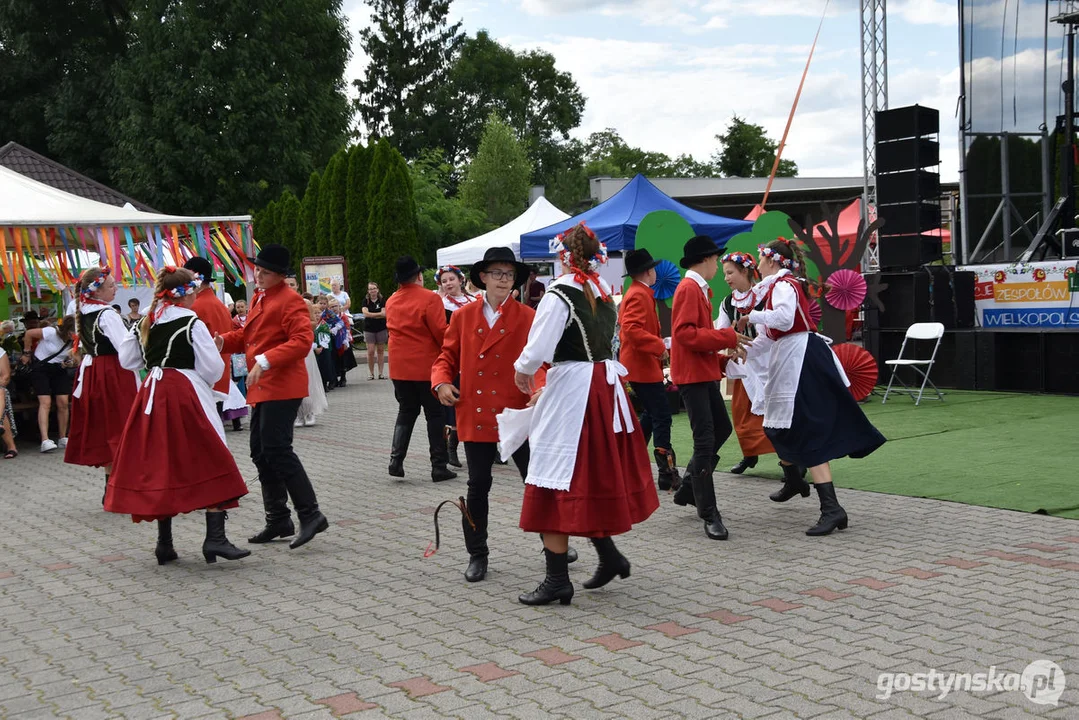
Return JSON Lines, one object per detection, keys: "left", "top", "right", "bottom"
{"left": 277, "top": 190, "right": 303, "bottom": 267}
{"left": 254, "top": 200, "right": 279, "bottom": 250}
{"left": 460, "top": 114, "right": 533, "bottom": 225}
{"left": 346, "top": 144, "right": 371, "bottom": 288}
{"left": 354, "top": 0, "right": 463, "bottom": 160}
{"left": 316, "top": 154, "right": 339, "bottom": 256}
{"left": 328, "top": 148, "right": 349, "bottom": 258}
{"left": 366, "top": 161, "right": 420, "bottom": 293}
{"left": 365, "top": 138, "right": 394, "bottom": 215}
{"left": 299, "top": 171, "right": 322, "bottom": 260}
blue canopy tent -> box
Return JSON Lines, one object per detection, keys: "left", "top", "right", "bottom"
{"left": 519, "top": 174, "right": 752, "bottom": 258}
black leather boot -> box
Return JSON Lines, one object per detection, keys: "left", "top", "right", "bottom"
{"left": 463, "top": 512, "right": 488, "bottom": 582}
{"left": 519, "top": 548, "right": 574, "bottom": 606}
{"left": 290, "top": 511, "right": 329, "bottom": 549}
{"left": 388, "top": 420, "right": 414, "bottom": 477}
{"left": 691, "top": 466, "right": 729, "bottom": 540}
{"left": 202, "top": 512, "right": 251, "bottom": 563}
{"left": 582, "top": 537, "right": 631, "bottom": 590}
{"left": 155, "top": 517, "right": 178, "bottom": 565}
{"left": 806, "top": 482, "right": 849, "bottom": 536}
{"left": 654, "top": 448, "right": 676, "bottom": 491}
{"left": 429, "top": 420, "right": 457, "bottom": 481}
{"left": 445, "top": 426, "right": 463, "bottom": 468}
{"left": 672, "top": 460, "right": 696, "bottom": 507}
{"left": 771, "top": 462, "right": 812, "bottom": 503}
{"left": 248, "top": 474, "right": 294, "bottom": 543}
{"left": 730, "top": 455, "right": 758, "bottom": 474}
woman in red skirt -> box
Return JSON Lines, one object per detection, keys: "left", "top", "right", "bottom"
{"left": 105, "top": 266, "right": 250, "bottom": 565}
{"left": 64, "top": 266, "right": 140, "bottom": 502}
{"left": 512, "top": 223, "right": 659, "bottom": 606}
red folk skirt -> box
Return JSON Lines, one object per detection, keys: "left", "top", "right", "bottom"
{"left": 730, "top": 379, "right": 775, "bottom": 458}
{"left": 104, "top": 369, "right": 248, "bottom": 523}
{"left": 64, "top": 355, "right": 140, "bottom": 468}
{"left": 520, "top": 363, "right": 660, "bottom": 538}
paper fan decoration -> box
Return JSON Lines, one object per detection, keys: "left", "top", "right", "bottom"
{"left": 825, "top": 269, "right": 867, "bottom": 311}
{"left": 805, "top": 296, "right": 822, "bottom": 330}
{"left": 832, "top": 343, "right": 878, "bottom": 401}
{"left": 651, "top": 259, "right": 682, "bottom": 301}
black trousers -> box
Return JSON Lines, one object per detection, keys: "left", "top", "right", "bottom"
{"left": 631, "top": 380, "right": 673, "bottom": 452}
{"left": 392, "top": 379, "right": 448, "bottom": 465}
{"left": 679, "top": 380, "right": 733, "bottom": 469}
{"left": 250, "top": 399, "right": 320, "bottom": 524}
{"left": 462, "top": 441, "right": 529, "bottom": 557}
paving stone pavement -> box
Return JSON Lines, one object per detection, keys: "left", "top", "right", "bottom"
{"left": 1, "top": 374, "right": 1077, "bottom": 719}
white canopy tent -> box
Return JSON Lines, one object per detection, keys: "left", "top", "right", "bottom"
{"left": 436, "top": 196, "right": 569, "bottom": 267}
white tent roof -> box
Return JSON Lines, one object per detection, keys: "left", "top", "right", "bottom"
{"left": 436, "top": 196, "right": 570, "bottom": 266}
{"left": 0, "top": 165, "right": 250, "bottom": 227}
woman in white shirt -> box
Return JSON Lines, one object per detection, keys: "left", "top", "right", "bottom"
{"left": 22, "top": 315, "right": 75, "bottom": 453}
{"left": 0, "top": 346, "right": 17, "bottom": 459}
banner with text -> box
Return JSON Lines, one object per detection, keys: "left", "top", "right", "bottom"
{"left": 961, "top": 261, "right": 1079, "bottom": 329}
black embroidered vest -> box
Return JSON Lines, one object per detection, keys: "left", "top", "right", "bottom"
{"left": 139, "top": 316, "right": 198, "bottom": 370}
{"left": 549, "top": 285, "right": 617, "bottom": 364}
{"left": 81, "top": 310, "right": 119, "bottom": 357}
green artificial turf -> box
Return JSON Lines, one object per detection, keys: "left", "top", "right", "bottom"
{"left": 668, "top": 389, "right": 1079, "bottom": 519}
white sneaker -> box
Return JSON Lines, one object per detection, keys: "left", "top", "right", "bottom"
{"left": 57, "top": 437, "right": 68, "bottom": 448}
{"left": 40, "top": 440, "right": 57, "bottom": 453}
{"left": 303, "top": 415, "right": 317, "bottom": 427}
{"left": 294, "top": 418, "right": 304, "bottom": 428}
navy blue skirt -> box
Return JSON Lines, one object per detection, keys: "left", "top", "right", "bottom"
{"left": 764, "top": 334, "right": 886, "bottom": 467}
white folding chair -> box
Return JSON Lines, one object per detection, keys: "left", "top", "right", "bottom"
{"left": 881, "top": 322, "right": 945, "bottom": 406}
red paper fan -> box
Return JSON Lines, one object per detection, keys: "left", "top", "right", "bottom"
{"left": 805, "top": 297, "right": 822, "bottom": 330}
{"left": 832, "top": 343, "right": 878, "bottom": 401}
{"left": 825, "top": 269, "right": 867, "bottom": 311}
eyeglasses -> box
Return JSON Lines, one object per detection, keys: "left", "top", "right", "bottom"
{"left": 482, "top": 270, "right": 514, "bottom": 280}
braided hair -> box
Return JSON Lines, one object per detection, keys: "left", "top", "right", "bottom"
{"left": 761, "top": 238, "right": 808, "bottom": 278}
{"left": 73, "top": 266, "right": 110, "bottom": 341}
{"left": 560, "top": 224, "right": 602, "bottom": 312}
{"left": 141, "top": 267, "right": 197, "bottom": 346}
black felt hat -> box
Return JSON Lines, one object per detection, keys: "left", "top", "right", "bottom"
{"left": 183, "top": 256, "right": 214, "bottom": 283}
{"left": 394, "top": 255, "right": 424, "bottom": 284}
{"left": 247, "top": 244, "right": 291, "bottom": 275}
{"left": 623, "top": 249, "right": 660, "bottom": 277}
{"left": 679, "top": 235, "right": 722, "bottom": 269}
{"left": 469, "top": 247, "right": 532, "bottom": 291}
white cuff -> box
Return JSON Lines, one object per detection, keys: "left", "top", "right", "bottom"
{"left": 663, "top": 337, "right": 672, "bottom": 349}
{"left": 255, "top": 354, "right": 270, "bottom": 370}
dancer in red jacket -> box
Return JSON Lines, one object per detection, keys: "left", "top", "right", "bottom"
{"left": 669, "top": 236, "right": 750, "bottom": 540}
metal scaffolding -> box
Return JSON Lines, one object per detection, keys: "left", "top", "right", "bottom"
{"left": 859, "top": 0, "right": 888, "bottom": 270}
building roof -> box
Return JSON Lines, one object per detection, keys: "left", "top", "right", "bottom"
{"left": 0, "top": 141, "right": 158, "bottom": 212}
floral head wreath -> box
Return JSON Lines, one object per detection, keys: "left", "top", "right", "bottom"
{"left": 555, "top": 222, "right": 608, "bottom": 275}
{"left": 155, "top": 266, "right": 200, "bottom": 299}
{"left": 721, "top": 252, "right": 758, "bottom": 273}
{"left": 757, "top": 240, "right": 800, "bottom": 271}
{"left": 80, "top": 266, "right": 112, "bottom": 298}
{"left": 435, "top": 265, "right": 464, "bottom": 282}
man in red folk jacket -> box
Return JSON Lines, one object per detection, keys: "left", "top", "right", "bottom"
{"left": 669, "top": 235, "right": 749, "bottom": 541}
{"left": 218, "top": 244, "right": 328, "bottom": 550}
{"left": 185, "top": 257, "right": 245, "bottom": 431}
{"left": 432, "top": 246, "right": 538, "bottom": 583}
{"left": 385, "top": 256, "right": 456, "bottom": 482}
{"left": 618, "top": 249, "right": 679, "bottom": 491}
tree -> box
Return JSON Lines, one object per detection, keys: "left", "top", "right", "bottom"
{"left": 108, "top": 0, "right": 351, "bottom": 215}
{"left": 365, "top": 138, "right": 396, "bottom": 214}
{"left": 346, "top": 144, "right": 371, "bottom": 289}
{"left": 712, "top": 116, "right": 798, "bottom": 178}
{"left": 277, "top": 190, "right": 303, "bottom": 267}
{"left": 316, "top": 153, "right": 341, "bottom": 256}
{"left": 410, "top": 149, "right": 490, "bottom": 265}
{"left": 254, "top": 200, "right": 279, "bottom": 251}
{"left": 0, "top": 1, "right": 129, "bottom": 184}
{"left": 460, "top": 115, "right": 533, "bottom": 226}
{"left": 430, "top": 30, "right": 585, "bottom": 180}
{"left": 354, "top": 0, "right": 463, "bottom": 159}
{"left": 328, "top": 148, "right": 350, "bottom": 256}
{"left": 298, "top": 171, "right": 322, "bottom": 260}
{"left": 366, "top": 160, "right": 421, "bottom": 293}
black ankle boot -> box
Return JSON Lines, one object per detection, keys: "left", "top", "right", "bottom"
{"left": 806, "top": 482, "right": 848, "bottom": 536}
{"left": 519, "top": 548, "right": 574, "bottom": 606}
{"left": 463, "top": 511, "right": 488, "bottom": 582}
{"left": 771, "top": 463, "right": 812, "bottom": 503}
{"left": 730, "top": 456, "right": 758, "bottom": 474}
{"left": 202, "top": 512, "right": 252, "bottom": 563}
{"left": 248, "top": 518, "right": 295, "bottom": 544}
{"left": 672, "top": 467, "right": 695, "bottom": 507}
{"left": 388, "top": 420, "right": 414, "bottom": 477}
{"left": 445, "top": 426, "right": 462, "bottom": 468}
{"left": 692, "top": 466, "right": 729, "bottom": 540}
{"left": 582, "top": 537, "right": 631, "bottom": 590}
{"left": 654, "top": 448, "right": 676, "bottom": 491}
{"left": 431, "top": 465, "right": 458, "bottom": 482}
{"left": 232, "top": 418, "right": 242, "bottom": 431}
{"left": 155, "top": 517, "right": 178, "bottom": 565}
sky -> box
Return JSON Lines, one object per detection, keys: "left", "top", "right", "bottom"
{"left": 340, "top": 1, "right": 1068, "bottom": 183}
